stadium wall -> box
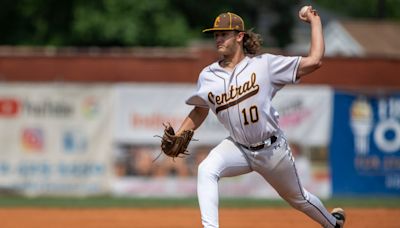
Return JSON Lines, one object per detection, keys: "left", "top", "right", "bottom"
{"left": 0, "top": 47, "right": 399, "bottom": 89}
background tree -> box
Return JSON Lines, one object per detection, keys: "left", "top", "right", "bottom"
{"left": 71, "top": 0, "right": 191, "bottom": 46}
{"left": 0, "top": 0, "right": 398, "bottom": 47}
{"left": 0, "top": 0, "right": 76, "bottom": 45}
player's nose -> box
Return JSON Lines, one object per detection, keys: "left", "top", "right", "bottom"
{"left": 214, "top": 37, "right": 224, "bottom": 46}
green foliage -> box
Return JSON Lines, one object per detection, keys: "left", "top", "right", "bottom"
{"left": 71, "top": 0, "right": 191, "bottom": 46}
{"left": 0, "top": 196, "right": 399, "bottom": 208}
{"left": 1, "top": 0, "right": 398, "bottom": 47}
{"left": 0, "top": 0, "right": 191, "bottom": 47}
{"left": 0, "top": 0, "right": 76, "bottom": 45}
{"left": 0, "top": 0, "right": 297, "bottom": 47}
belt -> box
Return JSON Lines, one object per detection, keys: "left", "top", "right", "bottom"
{"left": 239, "top": 135, "right": 277, "bottom": 151}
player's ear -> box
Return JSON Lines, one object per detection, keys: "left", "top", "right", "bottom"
{"left": 236, "top": 31, "right": 245, "bottom": 42}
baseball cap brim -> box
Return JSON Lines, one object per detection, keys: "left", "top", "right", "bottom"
{"left": 202, "top": 28, "right": 242, "bottom": 33}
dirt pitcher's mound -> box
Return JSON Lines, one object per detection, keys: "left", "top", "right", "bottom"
{"left": 0, "top": 208, "right": 399, "bottom": 228}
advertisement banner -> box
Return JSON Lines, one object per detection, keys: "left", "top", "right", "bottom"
{"left": 114, "top": 83, "right": 229, "bottom": 145}
{"left": 330, "top": 91, "right": 400, "bottom": 196}
{"left": 114, "top": 84, "right": 332, "bottom": 146}
{"left": 0, "top": 83, "right": 114, "bottom": 196}
{"left": 272, "top": 85, "right": 333, "bottom": 146}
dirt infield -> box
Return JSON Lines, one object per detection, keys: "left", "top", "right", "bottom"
{"left": 0, "top": 208, "right": 399, "bottom": 228}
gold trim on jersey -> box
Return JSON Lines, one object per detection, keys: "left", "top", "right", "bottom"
{"left": 208, "top": 73, "right": 259, "bottom": 114}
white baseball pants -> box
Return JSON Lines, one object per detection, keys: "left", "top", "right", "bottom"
{"left": 197, "top": 133, "right": 338, "bottom": 228}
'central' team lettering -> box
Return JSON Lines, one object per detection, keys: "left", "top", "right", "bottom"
{"left": 208, "top": 73, "right": 259, "bottom": 107}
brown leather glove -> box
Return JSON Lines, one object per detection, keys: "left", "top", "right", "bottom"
{"left": 160, "top": 123, "right": 194, "bottom": 158}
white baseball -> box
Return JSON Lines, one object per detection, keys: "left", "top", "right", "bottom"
{"left": 299, "top": 5, "right": 310, "bottom": 19}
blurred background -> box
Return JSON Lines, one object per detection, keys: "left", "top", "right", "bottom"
{"left": 0, "top": 0, "right": 399, "bottom": 199}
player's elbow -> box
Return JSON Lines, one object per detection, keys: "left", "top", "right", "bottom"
{"left": 310, "top": 56, "right": 323, "bottom": 68}
{"left": 308, "top": 58, "right": 323, "bottom": 73}
{"left": 298, "top": 57, "right": 322, "bottom": 77}
{"left": 314, "top": 60, "right": 322, "bottom": 69}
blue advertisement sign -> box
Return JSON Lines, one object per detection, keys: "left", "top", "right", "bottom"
{"left": 330, "top": 91, "right": 400, "bottom": 196}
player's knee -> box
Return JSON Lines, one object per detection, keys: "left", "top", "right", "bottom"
{"left": 287, "top": 198, "right": 307, "bottom": 211}
{"left": 198, "top": 159, "right": 219, "bottom": 180}
{"left": 198, "top": 160, "right": 210, "bottom": 176}
{"left": 279, "top": 192, "right": 308, "bottom": 210}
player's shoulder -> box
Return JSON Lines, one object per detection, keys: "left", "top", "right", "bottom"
{"left": 253, "top": 53, "right": 280, "bottom": 59}
{"left": 247, "top": 53, "right": 274, "bottom": 64}
{"left": 198, "top": 66, "right": 210, "bottom": 80}
{"left": 199, "top": 61, "right": 220, "bottom": 77}
{"left": 254, "top": 53, "right": 299, "bottom": 63}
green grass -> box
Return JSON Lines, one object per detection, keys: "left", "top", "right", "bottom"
{"left": 0, "top": 196, "right": 399, "bottom": 208}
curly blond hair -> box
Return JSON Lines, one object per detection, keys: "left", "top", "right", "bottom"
{"left": 243, "top": 29, "right": 263, "bottom": 55}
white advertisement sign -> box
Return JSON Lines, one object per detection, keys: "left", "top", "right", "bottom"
{"left": 114, "top": 83, "right": 228, "bottom": 145}
{"left": 0, "top": 83, "right": 114, "bottom": 196}
{"left": 273, "top": 85, "right": 333, "bottom": 146}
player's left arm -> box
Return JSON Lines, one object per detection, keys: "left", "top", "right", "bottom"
{"left": 296, "top": 6, "right": 324, "bottom": 79}
{"left": 176, "top": 106, "right": 209, "bottom": 135}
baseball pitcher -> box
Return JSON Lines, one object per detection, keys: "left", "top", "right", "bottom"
{"left": 160, "top": 6, "right": 345, "bottom": 228}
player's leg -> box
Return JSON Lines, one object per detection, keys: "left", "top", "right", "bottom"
{"left": 251, "top": 134, "right": 339, "bottom": 228}
{"left": 197, "top": 137, "right": 252, "bottom": 228}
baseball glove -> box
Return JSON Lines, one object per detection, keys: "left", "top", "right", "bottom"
{"left": 159, "top": 123, "right": 194, "bottom": 159}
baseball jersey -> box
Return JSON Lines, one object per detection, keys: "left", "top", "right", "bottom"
{"left": 186, "top": 54, "right": 301, "bottom": 146}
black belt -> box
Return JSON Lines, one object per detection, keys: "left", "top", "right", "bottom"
{"left": 239, "top": 135, "right": 277, "bottom": 151}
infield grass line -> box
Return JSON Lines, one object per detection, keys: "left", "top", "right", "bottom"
{"left": 0, "top": 196, "right": 399, "bottom": 208}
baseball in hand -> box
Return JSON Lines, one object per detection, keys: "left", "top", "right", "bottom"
{"left": 299, "top": 5, "right": 311, "bottom": 21}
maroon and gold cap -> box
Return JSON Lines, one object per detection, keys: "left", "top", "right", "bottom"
{"left": 202, "top": 12, "right": 245, "bottom": 33}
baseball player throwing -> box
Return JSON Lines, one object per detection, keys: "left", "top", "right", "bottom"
{"left": 171, "top": 6, "right": 345, "bottom": 228}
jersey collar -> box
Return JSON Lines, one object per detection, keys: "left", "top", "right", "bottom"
{"left": 210, "top": 56, "right": 251, "bottom": 76}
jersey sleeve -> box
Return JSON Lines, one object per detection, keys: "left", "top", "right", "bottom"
{"left": 266, "top": 54, "right": 301, "bottom": 85}
{"left": 185, "top": 72, "right": 210, "bottom": 108}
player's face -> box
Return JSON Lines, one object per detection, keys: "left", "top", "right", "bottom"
{"left": 214, "top": 31, "right": 242, "bottom": 56}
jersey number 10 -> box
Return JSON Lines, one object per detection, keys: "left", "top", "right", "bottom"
{"left": 241, "top": 106, "right": 259, "bottom": 125}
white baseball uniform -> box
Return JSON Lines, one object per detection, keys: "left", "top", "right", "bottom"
{"left": 187, "top": 54, "right": 338, "bottom": 228}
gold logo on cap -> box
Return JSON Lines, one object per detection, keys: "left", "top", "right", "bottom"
{"left": 214, "top": 16, "right": 221, "bottom": 27}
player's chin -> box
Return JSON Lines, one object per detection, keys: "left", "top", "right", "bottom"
{"left": 216, "top": 47, "right": 227, "bottom": 55}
